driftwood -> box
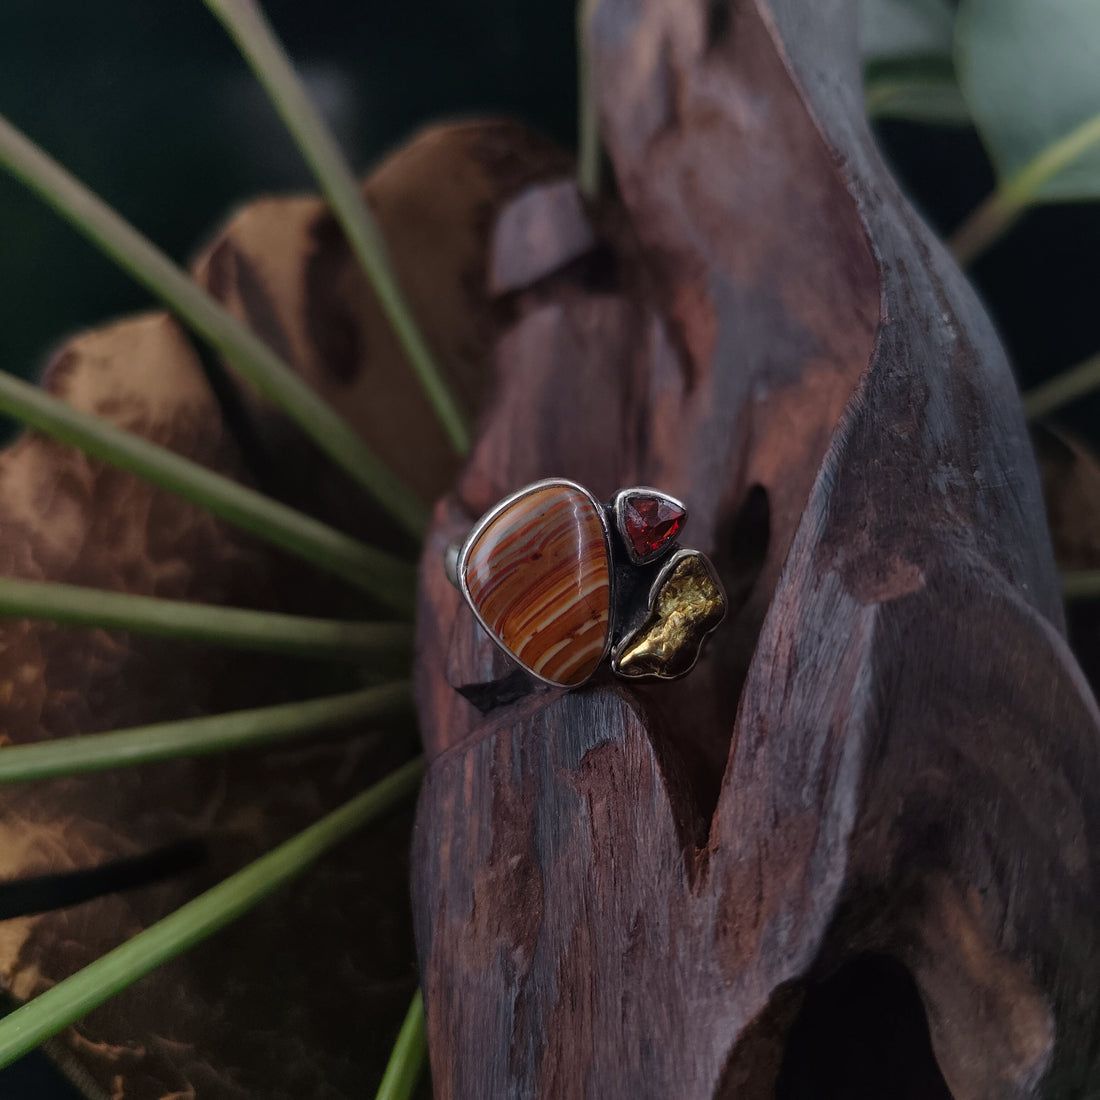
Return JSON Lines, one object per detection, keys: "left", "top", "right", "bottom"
{"left": 411, "top": 1, "right": 1100, "bottom": 1096}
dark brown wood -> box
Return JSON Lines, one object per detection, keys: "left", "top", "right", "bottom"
{"left": 411, "top": 1, "right": 1100, "bottom": 1096}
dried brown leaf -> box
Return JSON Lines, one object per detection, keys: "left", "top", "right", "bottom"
{"left": 192, "top": 118, "right": 572, "bottom": 513}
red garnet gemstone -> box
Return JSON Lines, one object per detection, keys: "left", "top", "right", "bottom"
{"left": 621, "top": 493, "right": 685, "bottom": 561}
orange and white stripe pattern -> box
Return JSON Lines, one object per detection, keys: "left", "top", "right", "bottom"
{"left": 464, "top": 484, "right": 610, "bottom": 686}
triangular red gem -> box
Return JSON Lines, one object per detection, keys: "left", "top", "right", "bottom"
{"left": 621, "top": 493, "right": 685, "bottom": 561}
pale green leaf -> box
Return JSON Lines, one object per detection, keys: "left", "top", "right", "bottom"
{"left": 860, "top": 0, "right": 968, "bottom": 126}
{"left": 860, "top": 0, "right": 955, "bottom": 62}
{"left": 865, "top": 60, "right": 971, "bottom": 125}
{"left": 957, "top": 0, "right": 1100, "bottom": 201}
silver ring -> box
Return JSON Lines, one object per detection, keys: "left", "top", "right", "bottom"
{"left": 446, "top": 479, "right": 726, "bottom": 687}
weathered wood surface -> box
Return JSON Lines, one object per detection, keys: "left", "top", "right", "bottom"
{"left": 411, "top": 1, "right": 1100, "bottom": 1096}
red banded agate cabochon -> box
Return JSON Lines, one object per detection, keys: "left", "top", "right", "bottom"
{"left": 463, "top": 484, "right": 610, "bottom": 686}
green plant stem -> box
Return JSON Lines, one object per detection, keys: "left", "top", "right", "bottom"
{"left": 950, "top": 112, "right": 1100, "bottom": 265}
{"left": 0, "top": 113, "right": 428, "bottom": 538}
{"left": 204, "top": 0, "right": 470, "bottom": 457}
{"left": 576, "top": 0, "right": 601, "bottom": 199}
{"left": 376, "top": 990, "right": 428, "bottom": 1100}
{"left": 1061, "top": 571, "right": 1100, "bottom": 600}
{"left": 0, "top": 370, "right": 416, "bottom": 614}
{"left": 0, "top": 684, "right": 411, "bottom": 783}
{"left": 861, "top": 57, "right": 970, "bottom": 127}
{"left": 863, "top": 77, "right": 970, "bottom": 125}
{"left": 864, "top": 79, "right": 920, "bottom": 116}
{"left": 0, "top": 756, "right": 425, "bottom": 1069}
{"left": 1022, "top": 350, "right": 1100, "bottom": 420}
{"left": 947, "top": 189, "right": 1022, "bottom": 267}
{"left": 0, "top": 576, "right": 412, "bottom": 664}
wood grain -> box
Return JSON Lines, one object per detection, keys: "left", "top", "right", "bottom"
{"left": 411, "top": 0, "right": 1100, "bottom": 1096}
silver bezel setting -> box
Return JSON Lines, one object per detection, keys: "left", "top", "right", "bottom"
{"left": 455, "top": 478, "right": 616, "bottom": 688}
{"left": 609, "top": 547, "right": 727, "bottom": 681}
{"left": 611, "top": 487, "right": 688, "bottom": 566}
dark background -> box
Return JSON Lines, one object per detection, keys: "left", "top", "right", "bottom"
{"left": 2, "top": 2, "right": 1098, "bottom": 435}
{"left": 0, "top": 1, "right": 1098, "bottom": 1096}
{"left": 0, "top": 0, "right": 576, "bottom": 390}
{"left": 879, "top": 121, "right": 1100, "bottom": 443}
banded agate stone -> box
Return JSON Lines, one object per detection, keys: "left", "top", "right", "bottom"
{"left": 463, "top": 483, "right": 610, "bottom": 686}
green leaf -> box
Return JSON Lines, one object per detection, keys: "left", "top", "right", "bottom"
{"left": 0, "top": 757, "right": 425, "bottom": 1070}
{"left": 576, "top": 0, "right": 600, "bottom": 198}
{"left": 0, "top": 114, "right": 430, "bottom": 539}
{"left": 860, "top": 0, "right": 969, "bottom": 126}
{"left": 203, "top": 0, "right": 470, "bottom": 457}
{"left": 0, "top": 369, "right": 417, "bottom": 614}
{"left": 0, "top": 576, "right": 412, "bottom": 664}
{"left": 376, "top": 990, "right": 428, "bottom": 1100}
{"left": 0, "top": 684, "right": 412, "bottom": 783}
{"left": 865, "top": 59, "right": 971, "bottom": 125}
{"left": 860, "top": 0, "right": 955, "bottom": 62}
{"left": 1062, "top": 571, "right": 1100, "bottom": 601}
{"left": 1023, "top": 349, "right": 1100, "bottom": 420}
{"left": 957, "top": 0, "right": 1100, "bottom": 202}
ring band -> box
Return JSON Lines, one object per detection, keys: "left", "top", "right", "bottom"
{"left": 446, "top": 479, "right": 726, "bottom": 687}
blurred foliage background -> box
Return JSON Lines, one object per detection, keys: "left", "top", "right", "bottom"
{"left": 2, "top": 0, "right": 1098, "bottom": 441}
{"left": 0, "top": 0, "right": 575, "bottom": 392}
{"left": 865, "top": 0, "right": 1100, "bottom": 445}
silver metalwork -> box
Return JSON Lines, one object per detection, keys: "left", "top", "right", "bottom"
{"left": 610, "top": 547, "right": 728, "bottom": 680}
{"left": 452, "top": 479, "right": 616, "bottom": 688}
{"left": 446, "top": 479, "right": 723, "bottom": 687}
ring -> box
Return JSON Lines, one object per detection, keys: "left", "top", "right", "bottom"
{"left": 445, "top": 479, "right": 726, "bottom": 687}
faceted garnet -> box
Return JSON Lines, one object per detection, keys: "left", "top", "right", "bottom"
{"left": 619, "top": 492, "right": 686, "bottom": 562}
